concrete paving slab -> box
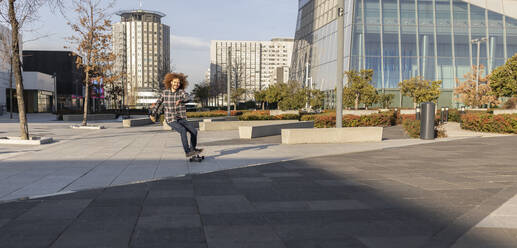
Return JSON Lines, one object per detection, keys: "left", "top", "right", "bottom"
{"left": 0, "top": 136, "right": 517, "bottom": 247}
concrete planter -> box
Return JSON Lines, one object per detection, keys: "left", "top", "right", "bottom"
{"left": 63, "top": 114, "right": 117, "bottom": 121}
{"left": 400, "top": 109, "right": 416, "bottom": 115}
{"left": 494, "top": 109, "right": 517, "bottom": 115}
{"left": 199, "top": 120, "right": 299, "bottom": 131}
{"left": 239, "top": 121, "right": 314, "bottom": 139}
{"left": 281, "top": 127, "right": 383, "bottom": 144}
{"left": 123, "top": 118, "right": 153, "bottom": 127}
{"left": 70, "top": 125, "right": 105, "bottom": 130}
{"left": 342, "top": 110, "right": 380, "bottom": 116}
{"left": 0, "top": 136, "right": 53, "bottom": 145}
{"left": 163, "top": 120, "right": 200, "bottom": 130}
{"left": 270, "top": 110, "right": 300, "bottom": 116}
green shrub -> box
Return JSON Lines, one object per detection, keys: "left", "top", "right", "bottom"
{"left": 402, "top": 118, "right": 420, "bottom": 138}
{"left": 447, "top": 109, "right": 461, "bottom": 122}
{"left": 187, "top": 111, "right": 226, "bottom": 118}
{"left": 186, "top": 110, "right": 244, "bottom": 118}
{"left": 503, "top": 97, "right": 517, "bottom": 109}
{"left": 275, "top": 114, "right": 300, "bottom": 120}
{"left": 238, "top": 114, "right": 275, "bottom": 120}
{"left": 402, "top": 118, "right": 446, "bottom": 138}
{"left": 461, "top": 113, "right": 517, "bottom": 133}
{"left": 300, "top": 112, "right": 395, "bottom": 128}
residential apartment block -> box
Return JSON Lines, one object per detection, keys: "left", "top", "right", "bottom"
{"left": 113, "top": 9, "right": 170, "bottom": 108}
{"left": 209, "top": 38, "right": 294, "bottom": 103}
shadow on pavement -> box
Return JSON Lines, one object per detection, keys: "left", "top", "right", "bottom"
{"left": 0, "top": 136, "right": 516, "bottom": 247}
{"left": 212, "top": 144, "right": 276, "bottom": 158}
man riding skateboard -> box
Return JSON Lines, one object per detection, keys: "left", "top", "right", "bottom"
{"left": 150, "top": 72, "right": 202, "bottom": 157}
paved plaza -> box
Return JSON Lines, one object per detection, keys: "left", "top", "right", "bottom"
{"left": 1, "top": 114, "right": 517, "bottom": 247}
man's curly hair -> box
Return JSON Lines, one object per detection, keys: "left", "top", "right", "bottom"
{"left": 164, "top": 73, "right": 189, "bottom": 90}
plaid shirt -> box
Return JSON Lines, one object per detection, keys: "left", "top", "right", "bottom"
{"left": 152, "top": 89, "right": 190, "bottom": 122}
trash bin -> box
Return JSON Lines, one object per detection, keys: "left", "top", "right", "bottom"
{"left": 420, "top": 102, "right": 435, "bottom": 140}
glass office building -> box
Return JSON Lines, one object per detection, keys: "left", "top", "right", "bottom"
{"left": 290, "top": 0, "right": 517, "bottom": 107}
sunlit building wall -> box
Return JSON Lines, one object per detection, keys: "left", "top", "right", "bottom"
{"left": 209, "top": 38, "right": 294, "bottom": 103}
{"left": 290, "top": 0, "right": 517, "bottom": 108}
{"left": 113, "top": 9, "right": 170, "bottom": 108}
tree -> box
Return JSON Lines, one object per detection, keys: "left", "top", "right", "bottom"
{"left": 399, "top": 76, "right": 442, "bottom": 107}
{"left": 192, "top": 82, "right": 210, "bottom": 108}
{"left": 66, "top": 0, "right": 115, "bottom": 126}
{"left": 455, "top": 65, "right": 499, "bottom": 108}
{"left": 0, "top": 24, "right": 13, "bottom": 118}
{"left": 104, "top": 83, "right": 123, "bottom": 109}
{"left": 342, "top": 87, "right": 356, "bottom": 109}
{"left": 361, "top": 87, "right": 379, "bottom": 110}
{"left": 489, "top": 54, "right": 517, "bottom": 100}
{"left": 264, "top": 82, "right": 287, "bottom": 109}
{"left": 378, "top": 93, "right": 395, "bottom": 108}
{"left": 308, "top": 89, "right": 325, "bottom": 110}
{"left": 230, "top": 88, "right": 246, "bottom": 110}
{"left": 0, "top": 0, "right": 63, "bottom": 140}
{"left": 344, "top": 69, "right": 375, "bottom": 110}
{"left": 254, "top": 89, "right": 267, "bottom": 110}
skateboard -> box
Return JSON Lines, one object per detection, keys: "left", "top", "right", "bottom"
{"left": 189, "top": 154, "right": 205, "bottom": 162}
{"left": 188, "top": 149, "right": 205, "bottom": 162}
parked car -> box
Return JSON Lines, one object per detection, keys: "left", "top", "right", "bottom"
{"left": 185, "top": 102, "right": 200, "bottom": 112}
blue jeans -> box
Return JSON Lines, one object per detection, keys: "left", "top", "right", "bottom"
{"left": 168, "top": 118, "right": 197, "bottom": 154}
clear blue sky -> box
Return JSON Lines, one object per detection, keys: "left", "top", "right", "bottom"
{"left": 22, "top": 0, "right": 299, "bottom": 91}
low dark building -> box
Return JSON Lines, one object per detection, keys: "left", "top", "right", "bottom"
{"left": 22, "top": 50, "right": 84, "bottom": 111}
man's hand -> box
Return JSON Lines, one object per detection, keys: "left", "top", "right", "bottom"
{"left": 175, "top": 100, "right": 181, "bottom": 106}
{"left": 149, "top": 115, "right": 156, "bottom": 122}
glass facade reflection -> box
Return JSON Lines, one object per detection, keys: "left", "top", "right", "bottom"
{"left": 290, "top": 0, "right": 517, "bottom": 107}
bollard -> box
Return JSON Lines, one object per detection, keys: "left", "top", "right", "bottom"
{"left": 459, "top": 106, "right": 465, "bottom": 123}
{"left": 440, "top": 107, "right": 445, "bottom": 124}
{"left": 416, "top": 106, "right": 421, "bottom": 120}
{"left": 420, "top": 102, "right": 435, "bottom": 140}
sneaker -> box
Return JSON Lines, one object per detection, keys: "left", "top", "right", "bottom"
{"left": 194, "top": 148, "right": 203, "bottom": 153}
{"left": 185, "top": 150, "right": 199, "bottom": 157}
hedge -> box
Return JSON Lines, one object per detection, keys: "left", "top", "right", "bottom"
{"left": 238, "top": 112, "right": 299, "bottom": 121}
{"left": 300, "top": 112, "right": 397, "bottom": 128}
{"left": 401, "top": 117, "right": 446, "bottom": 138}
{"left": 186, "top": 110, "right": 243, "bottom": 118}
{"left": 460, "top": 113, "right": 517, "bottom": 134}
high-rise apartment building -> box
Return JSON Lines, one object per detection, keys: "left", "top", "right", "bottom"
{"left": 209, "top": 38, "right": 294, "bottom": 103}
{"left": 113, "top": 9, "right": 170, "bottom": 108}
{"left": 291, "top": 0, "right": 517, "bottom": 108}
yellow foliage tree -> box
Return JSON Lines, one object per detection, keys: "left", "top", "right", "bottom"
{"left": 399, "top": 76, "right": 442, "bottom": 107}
{"left": 454, "top": 65, "right": 499, "bottom": 108}
{"left": 66, "top": 0, "right": 115, "bottom": 126}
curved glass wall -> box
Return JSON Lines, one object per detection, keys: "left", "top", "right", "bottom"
{"left": 291, "top": 0, "right": 517, "bottom": 106}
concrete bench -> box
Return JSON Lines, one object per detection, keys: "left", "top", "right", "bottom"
{"left": 281, "top": 127, "right": 383, "bottom": 144}
{"left": 400, "top": 109, "right": 416, "bottom": 115}
{"left": 63, "top": 114, "right": 117, "bottom": 121}
{"left": 239, "top": 121, "right": 314, "bottom": 139}
{"left": 163, "top": 120, "right": 201, "bottom": 130}
{"left": 270, "top": 110, "right": 300, "bottom": 116}
{"left": 342, "top": 110, "right": 380, "bottom": 116}
{"left": 199, "top": 120, "right": 299, "bottom": 131}
{"left": 122, "top": 118, "right": 153, "bottom": 127}
{"left": 202, "top": 116, "right": 239, "bottom": 122}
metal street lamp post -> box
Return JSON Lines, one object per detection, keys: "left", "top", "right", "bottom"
{"left": 336, "top": 2, "right": 345, "bottom": 128}
{"left": 52, "top": 72, "right": 57, "bottom": 114}
{"left": 227, "top": 47, "right": 231, "bottom": 116}
{"left": 471, "top": 37, "right": 488, "bottom": 92}
{"left": 9, "top": 61, "right": 13, "bottom": 119}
